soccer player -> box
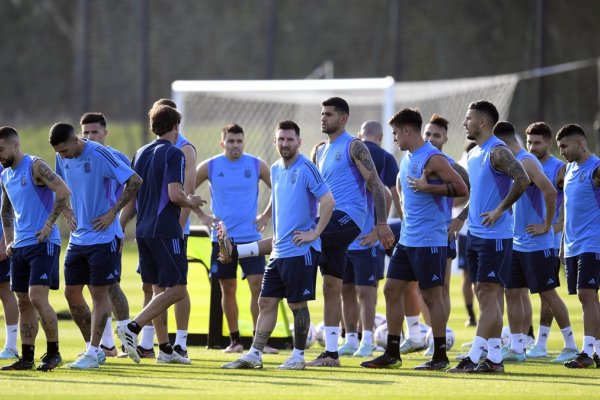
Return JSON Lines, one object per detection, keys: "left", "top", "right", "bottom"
{"left": 50, "top": 123, "right": 141, "bottom": 369}
{"left": 525, "top": 122, "right": 579, "bottom": 362}
{"left": 556, "top": 124, "right": 600, "bottom": 368}
{"left": 0, "top": 170, "right": 18, "bottom": 361}
{"left": 69, "top": 112, "right": 132, "bottom": 358}
{"left": 134, "top": 99, "right": 196, "bottom": 359}
{"left": 361, "top": 108, "right": 467, "bottom": 371}
{"left": 222, "top": 120, "right": 334, "bottom": 370}
{"left": 447, "top": 101, "right": 529, "bottom": 373}
{"left": 118, "top": 105, "right": 205, "bottom": 365}
{"left": 195, "top": 123, "right": 274, "bottom": 354}
{"left": 0, "top": 126, "right": 69, "bottom": 371}
{"left": 338, "top": 120, "right": 400, "bottom": 357}
{"left": 493, "top": 122, "right": 576, "bottom": 363}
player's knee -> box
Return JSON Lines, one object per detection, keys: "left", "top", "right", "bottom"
{"left": 28, "top": 291, "right": 48, "bottom": 309}
{"left": 16, "top": 292, "right": 33, "bottom": 310}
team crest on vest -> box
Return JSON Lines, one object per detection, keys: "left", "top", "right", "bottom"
{"left": 20, "top": 173, "right": 26, "bottom": 187}
{"left": 83, "top": 159, "right": 91, "bottom": 173}
{"left": 579, "top": 171, "right": 586, "bottom": 183}
{"left": 244, "top": 167, "right": 251, "bottom": 178}
{"left": 335, "top": 149, "right": 342, "bottom": 162}
{"left": 411, "top": 160, "right": 420, "bottom": 175}
{"left": 290, "top": 169, "right": 298, "bottom": 184}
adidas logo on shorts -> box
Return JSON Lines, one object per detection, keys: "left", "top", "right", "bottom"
{"left": 588, "top": 278, "right": 596, "bottom": 284}
{"left": 547, "top": 278, "right": 555, "bottom": 285}
{"left": 302, "top": 289, "right": 311, "bottom": 296}
{"left": 39, "top": 273, "right": 48, "bottom": 280}
{"left": 487, "top": 271, "right": 496, "bottom": 278}
{"left": 369, "top": 275, "right": 375, "bottom": 281}
{"left": 431, "top": 274, "right": 439, "bottom": 281}
{"left": 107, "top": 273, "right": 115, "bottom": 280}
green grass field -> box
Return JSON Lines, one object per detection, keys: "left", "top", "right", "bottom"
{"left": 0, "top": 241, "right": 598, "bottom": 399}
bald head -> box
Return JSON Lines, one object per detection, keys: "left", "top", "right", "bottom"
{"left": 359, "top": 120, "right": 383, "bottom": 144}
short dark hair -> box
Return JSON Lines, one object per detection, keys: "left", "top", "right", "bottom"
{"left": 469, "top": 100, "right": 499, "bottom": 125}
{"left": 49, "top": 123, "right": 76, "bottom": 146}
{"left": 80, "top": 112, "right": 107, "bottom": 127}
{"left": 322, "top": 97, "right": 350, "bottom": 115}
{"left": 221, "top": 123, "right": 244, "bottom": 139}
{"left": 277, "top": 120, "right": 300, "bottom": 136}
{"left": 0, "top": 126, "right": 18, "bottom": 140}
{"left": 389, "top": 108, "right": 422, "bottom": 131}
{"left": 429, "top": 114, "right": 449, "bottom": 131}
{"left": 556, "top": 124, "right": 586, "bottom": 141}
{"left": 149, "top": 105, "right": 181, "bottom": 136}
{"left": 525, "top": 122, "right": 552, "bottom": 140}
{"left": 153, "top": 98, "right": 177, "bottom": 109}
{"left": 493, "top": 121, "right": 516, "bottom": 139}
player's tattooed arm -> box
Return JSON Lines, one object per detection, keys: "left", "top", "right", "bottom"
{"left": 93, "top": 173, "right": 143, "bottom": 232}
{"left": 1, "top": 184, "right": 15, "bottom": 255}
{"left": 33, "top": 160, "right": 71, "bottom": 240}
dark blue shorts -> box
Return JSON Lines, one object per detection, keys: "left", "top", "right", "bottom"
{"left": 210, "top": 241, "right": 265, "bottom": 280}
{"left": 137, "top": 237, "right": 188, "bottom": 288}
{"left": 10, "top": 243, "right": 60, "bottom": 292}
{"left": 506, "top": 249, "right": 559, "bottom": 293}
{"left": 260, "top": 249, "right": 319, "bottom": 303}
{"left": 343, "top": 248, "right": 378, "bottom": 287}
{"left": 387, "top": 244, "right": 447, "bottom": 290}
{"left": 0, "top": 258, "right": 10, "bottom": 283}
{"left": 565, "top": 253, "right": 600, "bottom": 295}
{"left": 448, "top": 238, "right": 457, "bottom": 260}
{"left": 457, "top": 233, "right": 468, "bottom": 270}
{"left": 64, "top": 237, "right": 121, "bottom": 286}
{"left": 466, "top": 233, "right": 512, "bottom": 285}
{"left": 376, "top": 247, "right": 386, "bottom": 280}
{"left": 386, "top": 221, "right": 402, "bottom": 257}
{"left": 317, "top": 210, "right": 361, "bottom": 279}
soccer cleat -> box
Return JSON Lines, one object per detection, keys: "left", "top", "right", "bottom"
{"left": 552, "top": 347, "right": 578, "bottom": 364}
{"left": 500, "top": 344, "right": 511, "bottom": 357}
{"left": 116, "top": 325, "right": 140, "bottom": 364}
{"left": 360, "top": 353, "right": 402, "bottom": 369}
{"left": 0, "top": 357, "right": 35, "bottom": 371}
{"left": 67, "top": 354, "right": 99, "bottom": 369}
{"left": 563, "top": 352, "right": 595, "bottom": 368}
{"left": 306, "top": 352, "right": 341, "bottom": 367}
{"left": 422, "top": 341, "right": 434, "bottom": 357}
{"left": 447, "top": 357, "right": 478, "bottom": 373}
{"left": 97, "top": 350, "right": 106, "bottom": 365}
{"left": 455, "top": 349, "right": 487, "bottom": 362}
{"left": 216, "top": 222, "right": 234, "bottom": 263}
{"left": 473, "top": 358, "right": 505, "bottom": 373}
{"left": 399, "top": 338, "right": 426, "bottom": 354}
{"left": 353, "top": 342, "right": 374, "bottom": 358}
{"left": 414, "top": 358, "right": 450, "bottom": 371}
{"left": 100, "top": 345, "right": 118, "bottom": 357}
{"left": 157, "top": 350, "right": 192, "bottom": 364}
{"left": 263, "top": 345, "right": 279, "bottom": 355}
{"left": 173, "top": 345, "right": 188, "bottom": 358}
{"left": 222, "top": 343, "right": 244, "bottom": 353}
{"left": 222, "top": 354, "right": 263, "bottom": 369}
{"left": 593, "top": 353, "right": 600, "bottom": 368}
{"left": 502, "top": 349, "right": 526, "bottom": 362}
{"left": 136, "top": 345, "right": 156, "bottom": 359}
{"left": 0, "top": 347, "right": 18, "bottom": 360}
{"left": 337, "top": 341, "right": 359, "bottom": 356}
{"left": 37, "top": 352, "right": 62, "bottom": 372}
{"left": 526, "top": 344, "right": 548, "bottom": 358}
{"left": 277, "top": 357, "right": 306, "bottom": 370}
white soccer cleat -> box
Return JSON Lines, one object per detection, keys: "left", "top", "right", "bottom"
{"left": 222, "top": 354, "right": 263, "bottom": 369}
{"left": 526, "top": 344, "right": 548, "bottom": 358}
{"left": 399, "top": 338, "right": 426, "bottom": 354}
{"left": 552, "top": 347, "right": 578, "bottom": 363}
{"left": 157, "top": 350, "right": 192, "bottom": 364}
{"left": 116, "top": 325, "right": 141, "bottom": 364}
{"left": 0, "top": 347, "right": 18, "bottom": 360}
{"left": 337, "top": 341, "right": 359, "bottom": 356}
{"left": 277, "top": 357, "right": 306, "bottom": 370}
{"left": 67, "top": 354, "right": 99, "bottom": 369}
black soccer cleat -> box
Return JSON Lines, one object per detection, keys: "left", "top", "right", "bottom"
{"left": 593, "top": 353, "right": 600, "bottom": 368}
{"left": 473, "top": 358, "right": 505, "bottom": 373}
{"left": 360, "top": 353, "right": 402, "bottom": 369}
{"left": 37, "top": 352, "right": 62, "bottom": 372}
{"left": 447, "top": 356, "right": 478, "bottom": 373}
{"left": 414, "top": 358, "right": 450, "bottom": 371}
{"left": 0, "top": 357, "right": 35, "bottom": 371}
{"left": 564, "top": 352, "right": 595, "bottom": 369}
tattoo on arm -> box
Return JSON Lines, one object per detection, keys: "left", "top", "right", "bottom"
{"left": 1, "top": 186, "right": 14, "bottom": 230}
{"left": 352, "top": 140, "right": 387, "bottom": 222}
{"left": 37, "top": 161, "right": 56, "bottom": 184}
{"left": 491, "top": 146, "right": 530, "bottom": 211}
{"left": 46, "top": 197, "right": 67, "bottom": 226}
{"left": 446, "top": 183, "right": 457, "bottom": 197}
{"left": 112, "top": 174, "right": 142, "bottom": 215}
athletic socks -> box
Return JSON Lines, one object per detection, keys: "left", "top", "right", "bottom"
{"left": 127, "top": 321, "right": 142, "bottom": 335}
{"left": 467, "top": 336, "right": 487, "bottom": 362}
{"left": 536, "top": 325, "right": 551, "bottom": 349}
{"left": 159, "top": 342, "right": 174, "bottom": 354}
{"left": 509, "top": 333, "right": 525, "bottom": 354}
{"left": 175, "top": 330, "right": 188, "bottom": 350}
{"left": 432, "top": 336, "right": 447, "bottom": 361}
{"left": 324, "top": 326, "right": 340, "bottom": 353}
{"left": 230, "top": 330, "right": 241, "bottom": 345}
{"left": 291, "top": 348, "right": 305, "bottom": 360}
{"left": 487, "top": 338, "right": 503, "bottom": 363}
{"left": 140, "top": 325, "right": 155, "bottom": 349}
{"left": 85, "top": 345, "right": 98, "bottom": 358}
{"left": 561, "top": 326, "right": 577, "bottom": 349}
{"left": 5, "top": 324, "right": 17, "bottom": 351}
{"left": 237, "top": 243, "right": 259, "bottom": 259}
{"left": 386, "top": 334, "right": 401, "bottom": 359}
{"left": 361, "top": 330, "right": 373, "bottom": 346}
{"left": 47, "top": 341, "right": 59, "bottom": 355}
{"left": 100, "top": 317, "right": 115, "bottom": 349}
{"left": 406, "top": 316, "right": 422, "bottom": 341}
{"left": 345, "top": 332, "right": 359, "bottom": 347}
{"left": 582, "top": 336, "right": 595, "bottom": 357}
{"left": 466, "top": 304, "right": 476, "bottom": 320}
{"left": 22, "top": 344, "right": 35, "bottom": 362}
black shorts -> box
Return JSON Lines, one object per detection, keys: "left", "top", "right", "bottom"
{"left": 317, "top": 210, "right": 361, "bottom": 279}
{"left": 457, "top": 233, "right": 468, "bottom": 270}
{"left": 137, "top": 238, "right": 188, "bottom": 288}
{"left": 11, "top": 242, "right": 60, "bottom": 292}
{"left": 210, "top": 242, "right": 265, "bottom": 279}
{"left": 261, "top": 249, "right": 319, "bottom": 303}
{"left": 64, "top": 237, "right": 121, "bottom": 286}
{"left": 343, "top": 248, "right": 378, "bottom": 287}
{"left": 387, "top": 244, "right": 447, "bottom": 290}
{"left": 505, "top": 249, "right": 559, "bottom": 293}
{"left": 565, "top": 253, "right": 600, "bottom": 295}
{"left": 0, "top": 258, "right": 10, "bottom": 283}
{"left": 466, "top": 233, "right": 512, "bottom": 285}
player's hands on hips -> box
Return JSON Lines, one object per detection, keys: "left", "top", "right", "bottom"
{"left": 525, "top": 223, "right": 550, "bottom": 236}
{"left": 93, "top": 210, "right": 116, "bottom": 231}
{"left": 359, "top": 227, "right": 379, "bottom": 247}
{"left": 447, "top": 217, "right": 465, "bottom": 240}
{"left": 481, "top": 208, "right": 502, "bottom": 227}
{"left": 376, "top": 223, "right": 395, "bottom": 249}
{"left": 292, "top": 229, "right": 317, "bottom": 245}
{"left": 254, "top": 213, "right": 271, "bottom": 233}
{"left": 63, "top": 208, "right": 77, "bottom": 231}
{"left": 35, "top": 224, "right": 54, "bottom": 242}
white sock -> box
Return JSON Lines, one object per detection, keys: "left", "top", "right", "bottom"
{"left": 361, "top": 330, "right": 373, "bottom": 345}
{"left": 100, "top": 317, "right": 115, "bottom": 349}
{"left": 582, "top": 336, "right": 595, "bottom": 357}
{"left": 85, "top": 345, "right": 98, "bottom": 358}
{"left": 175, "top": 330, "right": 188, "bottom": 350}
{"left": 291, "top": 348, "right": 305, "bottom": 359}
{"left": 406, "top": 316, "right": 422, "bottom": 341}
{"left": 324, "top": 326, "right": 340, "bottom": 353}
{"left": 238, "top": 242, "right": 259, "bottom": 258}
{"left": 487, "top": 338, "right": 503, "bottom": 363}
{"left": 595, "top": 340, "right": 600, "bottom": 355}
{"left": 509, "top": 333, "right": 520, "bottom": 352}
{"left": 5, "top": 324, "right": 18, "bottom": 350}
{"left": 536, "top": 325, "right": 551, "bottom": 349}
{"left": 117, "top": 319, "right": 131, "bottom": 329}
{"left": 248, "top": 346, "right": 262, "bottom": 359}
{"left": 140, "top": 325, "right": 155, "bottom": 349}
{"left": 467, "top": 336, "right": 487, "bottom": 362}
{"left": 560, "top": 326, "right": 577, "bottom": 350}
{"left": 345, "top": 332, "right": 359, "bottom": 347}
{"left": 85, "top": 341, "right": 91, "bottom": 350}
